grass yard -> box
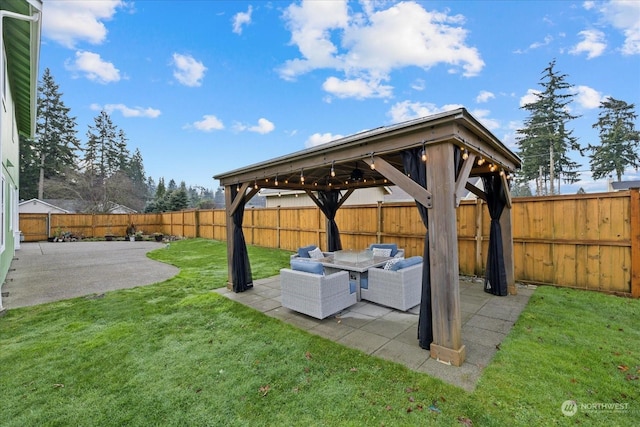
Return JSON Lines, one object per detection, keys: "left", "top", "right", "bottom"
{"left": 0, "top": 239, "right": 638, "bottom": 426}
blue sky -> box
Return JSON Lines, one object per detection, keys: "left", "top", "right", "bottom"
{"left": 39, "top": 0, "right": 640, "bottom": 194}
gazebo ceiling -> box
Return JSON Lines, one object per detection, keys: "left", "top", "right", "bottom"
{"left": 214, "top": 108, "right": 521, "bottom": 193}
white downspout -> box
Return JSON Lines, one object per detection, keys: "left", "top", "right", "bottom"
{"left": 0, "top": 8, "right": 41, "bottom": 313}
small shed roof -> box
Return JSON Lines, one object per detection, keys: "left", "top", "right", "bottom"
{"left": 611, "top": 180, "right": 640, "bottom": 191}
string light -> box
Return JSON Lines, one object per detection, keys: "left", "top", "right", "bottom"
{"left": 300, "top": 168, "right": 305, "bottom": 184}
{"left": 370, "top": 153, "right": 376, "bottom": 170}
{"left": 275, "top": 174, "right": 279, "bottom": 186}
{"left": 477, "top": 158, "right": 486, "bottom": 166}
{"left": 254, "top": 179, "right": 258, "bottom": 190}
{"left": 462, "top": 151, "right": 469, "bottom": 160}
{"left": 421, "top": 142, "right": 427, "bottom": 162}
{"left": 330, "top": 161, "right": 336, "bottom": 177}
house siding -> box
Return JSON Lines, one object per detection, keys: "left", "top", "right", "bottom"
{"left": 0, "top": 59, "right": 19, "bottom": 293}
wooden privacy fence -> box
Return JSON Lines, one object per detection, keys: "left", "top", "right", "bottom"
{"left": 19, "top": 189, "right": 639, "bottom": 297}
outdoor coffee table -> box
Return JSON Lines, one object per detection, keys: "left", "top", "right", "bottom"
{"left": 317, "top": 250, "right": 392, "bottom": 301}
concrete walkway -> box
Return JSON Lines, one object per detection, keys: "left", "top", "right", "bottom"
{"left": 216, "top": 276, "right": 535, "bottom": 391}
{"left": 2, "top": 241, "right": 179, "bottom": 309}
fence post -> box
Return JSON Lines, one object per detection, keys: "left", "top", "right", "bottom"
{"left": 631, "top": 188, "right": 640, "bottom": 298}
{"left": 376, "top": 201, "right": 383, "bottom": 244}
{"left": 276, "top": 206, "right": 281, "bottom": 249}
{"left": 475, "top": 198, "right": 483, "bottom": 276}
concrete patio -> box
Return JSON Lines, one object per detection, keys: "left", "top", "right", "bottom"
{"left": 215, "top": 275, "right": 535, "bottom": 392}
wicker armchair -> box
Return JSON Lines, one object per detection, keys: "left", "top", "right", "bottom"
{"left": 361, "top": 256, "right": 423, "bottom": 311}
{"left": 280, "top": 261, "right": 356, "bottom": 319}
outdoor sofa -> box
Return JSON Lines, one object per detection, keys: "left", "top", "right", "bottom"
{"left": 289, "top": 244, "right": 333, "bottom": 261}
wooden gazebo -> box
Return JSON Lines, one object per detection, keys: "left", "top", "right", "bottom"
{"left": 214, "top": 108, "right": 521, "bottom": 366}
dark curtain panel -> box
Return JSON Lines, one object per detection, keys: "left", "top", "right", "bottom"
{"left": 454, "top": 146, "right": 464, "bottom": 180}
{"left": 230, "top": 186, "right": 253, "bottom": 292}
{"left": 317, "top": 190, "right": 343, "bottom": 252}
{"left": 401, "top": 148, "right": 433, "bottom": 349}
{"left": 482, "top": 174, "right": 508, "bottom": 296}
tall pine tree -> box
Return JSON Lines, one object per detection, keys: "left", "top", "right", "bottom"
{"left": 516, "top": 60, "right": 581, "bottom": 195}
{"left": 30, "top": 68, "right": 80, "bottom": 199}
{"left": 84, "top": 110, "right": 118, "bottom": 181}
{"left": 589, "top": 97, "right": 640, "bottom": 182}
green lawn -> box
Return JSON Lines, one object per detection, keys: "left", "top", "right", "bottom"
{"left": 1, "top": 239, "right": 638, "bottom": 426}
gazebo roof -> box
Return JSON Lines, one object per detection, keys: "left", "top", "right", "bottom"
{"left": 214, "top": 108, "right": 520, "bottom": 192}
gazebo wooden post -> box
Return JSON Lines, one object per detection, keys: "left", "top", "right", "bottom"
{"left": 224, "top": 185, "right": 235, "bottom": 290}
{"left": 426, "top": 142, "right": 466, "bottom": 366}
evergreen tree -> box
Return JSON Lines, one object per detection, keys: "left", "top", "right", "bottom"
{"left": 32, "top": 68, "right": 80, "bottom": 199}
{"left": 214, "top": 187, "right": 225, "bottom": 207}
{"left": 155, "top": 177, "right": 166, "bottom": 201}
{"left": 588, "top": 97, "right": 640, "bottom": 182}
{"left": 19, "top": 135, "right": 39, "bottom": 199}
{"left": 114, "top": 129, "right": 131, "bottom": 172}
{"left": 516, "top": 60, "right": 581, "bottom": 195}
{"left": 167, "top": 181, "right": 189, "bottom": 211}
{"left": 84, "top": 110, "right": 118, "bottom": 181}
{"left": 146, "top": 177, "right": 157, "bottom": 201}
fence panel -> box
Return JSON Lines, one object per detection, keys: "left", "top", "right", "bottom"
{"left": 18, "top": 190, "right": 638, "bottom": 296}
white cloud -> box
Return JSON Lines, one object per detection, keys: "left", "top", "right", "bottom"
{"left": 172, "top": 53, "right": 207, "bottom": 87}
{"left": 570, "top": 29, "right": 607, "bottom": 59}
{"left": 232, "top": 6, "right": 253, "bottom": 35}
{"left": 598, "top": 0, "right": 640, "bottom": 55}
{"left": 188, "top": 115, "right": 224, "bottom": 132}
{"left": 250, "top": 118, "right": 275, "bottom": 134}
{"left": 572, "top": 85, "right": 605, "bottom": 109}
{"left": 93, "top": 103, "right": 161, "bottom": 118}
{"left": 234, "top": 118, "right": 276, "bottom": 134}
{"left": 279, "top": 0, "right": 484, "bottom": 99}
{"left": 520, "top": 89, "right": 540, "bottom": 107}
{"left": 470, "top": 109, "right": 500, "bottom": 130}
{"left": 529, "top": 35, "right": 553, "bottom": 50}
{"left": 304, "top": 132, "right": 344, "bottom": 148}
{"left": 411, "top": 79, "right": 426, "bottom": 91}
{"left": 322, "top": 76, "right": 393, "bottom": 99}
{"left": 65, "top": 51, "right": 120, "bottom": 84}
{"left": 476, "top": 90, "right": 495, "bottom": 103}
{"left": 42, "top": 0, "right": 125, "bottom": 48}
{"left": 387, "top": 101, "right": 463, "bottom": 123}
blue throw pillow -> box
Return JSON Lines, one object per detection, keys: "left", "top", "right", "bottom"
{"left": 369, "top": 243, "right": 398, "bottom": 257}
{"left": 297, "top": 244, "right": 317, "bottom": 258}
{"left": 290, "top": 259, "right": 324, "bottom": 275}
{"left": 390, "top": 256, "right": 423, "bottom": 271}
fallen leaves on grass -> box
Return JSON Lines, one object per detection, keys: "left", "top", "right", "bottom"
{"left": 53, "top": 384, "right": 64, "bottom": 388}
{"left": 259, "top": 385, "right": 270, "bottom": 397}
{"left": 305, "top": 351, "right": 312, "bottom": 360}
{"left": 457, "top": 416, "right": 473, "bottom": 426}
